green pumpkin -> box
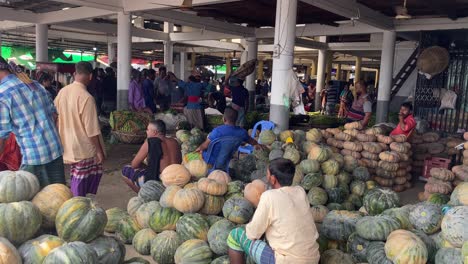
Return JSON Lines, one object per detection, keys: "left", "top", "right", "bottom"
{"left": 88, "top": 236, "right": 126, "bottom": 264}
{"left": 176, "top": 130, "right": 191, "bottom": 142}
{"left": 176, "top": 213, "right": 210, "bottom": 241}
{"left": 356, "top": 215, "right": 401, "bottom": 241}
{"left": 347, "top": 232, "right": 370, "bottom": 262}
{"left": 327, "top": 203, "right": 343, "bottom": 211}
{"left": 441, "top": 206, "right": 468, "bottom": 247}
{"left": 299, "top": 159, "right": 320, "bottom": 174}
{"left": 435, "top": 248, "right": 463, "bottom": 264}
{"left": 18, "top": 235, "right": 65, "bottom": 264}
{"left": 321, "top": 210, "right": 362, "bottom": 241}
{"left": 150, "top": 231, "right": 182, "bottom": 264}
{"left": 200, "top": 194, "right": 225, "bottom": 215}
{"left": 341, "top": 201, "right": 355, "bottom": 211}
{"left": 132, "top": 228, "right": 157, "bottom": 255}
{"left": 322, "top": 174, "right": 338, "bottom": 189}
{"left": 134, "top": 201, "right": 161, "bottom": 229}
{"left": 321, "top": 159, "right": 340, "bottom": 176}
{"left": 205, "top": 215, "right": 224, "bottom": 227}
{"left": 0, "top": 170, "right": 40, "bottom": 203}
{"left": 320, "top": 249, "right": 354, "bottom": 264}
{"left": 55, "top": 197, "right": 107, "bottom": 243}
{"left": 226, "top": 181, "right": 244, "bottom": 196}
{"left": 300, "top": 173, "right": 323, "bottom": 190}
{"left": 336, "top": 171, "right": 352, "bottom": 185}
{"left": 307, "top": 187, "right": 328, "bottom": 206}
{"left": 326, "top": 188, "right": 345, "bottom": 204}
{"left": 174, "top": 239, "right": 213, "bottom": 264}
{"left": 308, "top": 145, "right": 331, "bottom": 162}
{"left": 268, "top": 149, "right": 284, "bottom": 161}
{"left": 138, "top": 180, "right": 165, "bottom": 202}
{"left": 149, "top": 206, "right": 182, "bottom": 233}
{"left": 0, "top": 201, "right": 42, "bottom": 245}
{"left": 353, "top": 166, "right": 370, "bottom": 181}
{"left": 350, "top": 180, "right": 366, "bottom": 196}
{"left": 283, "top": 147, "right": 301, "bottom": 164}
{"left": 211, "top": 255, "right": 230, "bottom": 264}
{"left": 127, "top": 196, "right": 145, "bottom": 217}
{"left": 382, "top": 207, "right": 412, "bottom": 230}
{"left": 123, "top": 257, "right": 150, "bottom": 264}
{"left": 258, "top": 130, "right": 276, "bottom": 145}
{"left": 116, "top": 216, "right": 141, "bottom": 244}
{"left": 346, "top": 194, "right": 363, "bottom": 208}
{"left": 42, "top": 241, "right": 98, "bottom": 264}
{"left": 427, "top": 193, "right": 450, "bottom": 205}
{"left": 363, "top": 188, "right": 400, "bottom": 216}
{"left": 222, "top": 197, "right": 254, "bottom": 224}
{"left": 449, "top": 182, "right": 468, "bottom": 206}
{"left": 366, "top": 241, "right": 392, "bottom": 264}
{"left": 409, "top": 202, "right": 443, "bottom": 235}
{"left": 105, "top": 208, "right": 129, "bottom": 233}
{"left": 207, "top": 219, "right": 236, "bottom": 255}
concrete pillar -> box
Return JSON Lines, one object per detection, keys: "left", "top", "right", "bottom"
{"left": 376, "top": 31, "right": 396, "bottom": 123}
{"left": 311, "top": 58, "right": 318, "bottom": 76}
{"left": 180, "top": 52, "right": 187, "bottom": 81}
{"left": 346, "top": 70, "right": 351, "bottom": 82}
{"left": 225, "top": 57, "right": 232, "bottom": 77}
{"left": 375, "top": 69, "right": 379, "bottom": 88}
{"left": 325, "top": 52, "right": 333, "bottom": 83}
{"left": 117, "top": 12, "right": 132, "bottom": 110}
{"left": 35, "top": 24, "right": 48, "bottom": 62}
{"left": 191, "top": 52, "right": 196, "bottom": 70}
{"left": 315, "top": 37, "right": 327, "bottom": 111}
{"left": 269, "top": 0, "right": 297, "bottom": 131}
{"left": 257, "top": 59, "right": 264, "bottom": 80}
{"left": 108, "top": 42, "right": 116, "bottom": 65}
{"left": 336, "top": 63, "right": 342, "bottom": 80}
{"left": 0, "top": 32, "right": 2, "bottom": 57}
{"left": 245, "top": 37, "right": 257, "bottom": 110}
{"left": 355, "top": 56, "right": 362, "bottom": 83}
{"left": 164, "top": 22, "right": 174, "bottom": 72}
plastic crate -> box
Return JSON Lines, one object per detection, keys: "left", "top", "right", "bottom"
{"left": 422, "top": 157, "right": 451, "bottom": 180}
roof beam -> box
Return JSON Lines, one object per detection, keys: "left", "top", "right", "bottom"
{"left": 51, "top": 0, "right": 123, "bottom": 12}
{"left": 0, "top": 7, "right": 39, "bottom": 23}
{"left": 170, "top": 30, "right": 241, "bottom": 42}
{"left": 295, "top": 38, "right": 328, "bottom": 50}
{"left": 182, "top": 40, "right": 244, "bottom": 51}
{"left": 395, "top": 17, "right": 468, "bottom": 32}
{"left": 142, "top": 10, "right": 255, "bottom": 37}
{"left": 300, "top": 0, "right": 394, "bottom": 30}
{"left": 122, "top": 0, "right": 241, "bottom": 13}
{"left": 36, "top": 7, "right": 115, "bottom": 24}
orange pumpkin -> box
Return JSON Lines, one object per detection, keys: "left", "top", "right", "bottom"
{"left": 343, "top": 129, "right": 359, "bottom": 137}
{"left": 335, "top": 132, "right": 352, "bottom": 141}
{"left": 344, "top": 121, "right": 363, "bottom": 130}
{"left": 159, "top": 185, "right": 182, "bottom": 208}
{"left": 379, "top": 151, "right": 400, "bottom": 163}
{"left": 173, "top": 188, "right": 205, "bottom": 213}
{"left": 377, "top": 135, "right": 394, "bottom": 144}
{"left": 31, "top": 184, "right": 72, "bottom": 229}
{"left": 430, "top": 168, "right": 455, "bottom": 181}
{"left": 185, "top": 160, "right": 209, "bottom": 180}
{"left": 362, "top": 142, "right": 383, "bottom": 154}
{"left": 207, "top": 170, "right": 232, "bottom": 184}
{"left": 356, "top": 133, "right": 377, "bottom": 142}
{"left": 244, "top": 180, "right": 267, "bottom": 207}
{"left": 197, "top": 178, "right": 227, "bottom": 196}
{"left": 361, "top": 151, "right": 379, "bottom": 160}
{"left": 391, "top": 134, "right": 407, "bottom": 143}
{"left": 374, "top": 176, "right": 393, "bottom": 187}
{"left": 390, "top": 142, "right": 409, "bottom": 153}
{"left": 343, "top": 141, "right": 363, "bottom": 152}
{"left": 378, "top": 161, "right": 400, "bottom": 172}
{"left": 160, "top": 164, "right": 191, "bottom": 187}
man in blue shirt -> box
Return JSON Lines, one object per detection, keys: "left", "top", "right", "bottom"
{"left": 0, "top": 57, "right": 64, "bottom": 186}
{"left": 228, "top": 77, "right": 249, "bottom": 128}
{"left": 196, "top": 107, "right": 261, "bottom": 167}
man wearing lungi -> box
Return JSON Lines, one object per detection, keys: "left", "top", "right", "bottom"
{"left": 227, "top": 158, "right": 320, "bottom": 264}
{"left": 55, "top": 62, "right": 106, "bottom": 197}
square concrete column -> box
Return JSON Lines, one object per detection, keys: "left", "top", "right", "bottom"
{"left": 355, "top": 56, "right": 362, "bottom": 83}
{"left": 108, "top": 42, "right": 116, "bottom": 65}
{"left": 376, "top": 31, "right": 396, "bottom": 123}
{"left": 325, "top": 52, "right": 333, "bottom": 83}
{"left": 257, "top": 59, "right": 264, "bottom": 80}
{"left": 117, "top": 12, "right": 132, "bottom": 110}
{"left": 0, "top": 33, "right": 2, "bottom": 57}
{"left": 245, "top": 37, "right": 258, "bottom": 110}
{"left": 225, "top": 57, "right": 232, "bottom": 77}
{"left": 36, "top": 24, "right": 48, "bottom": 62}
{"left": 269, "top": 0, "right": 298, "bottom": 131}
{"left": 164, "top": 22, "right": 174, "bottom": 72}
{"left": 336, "top": 64, "right": 342, "bottom": 80}
{"left": 315, "top": 37, "right": 327, "bottom": 111}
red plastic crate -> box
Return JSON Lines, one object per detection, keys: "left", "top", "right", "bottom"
{"left": 422, "top": 157, "right": 451, "bottom": 179}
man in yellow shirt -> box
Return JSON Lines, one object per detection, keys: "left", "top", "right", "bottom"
{"left": 227, "top": 158, "right": 320, "bottom": 264}
{"left": 54, "top": 62, "right": 105, "bottom": 197}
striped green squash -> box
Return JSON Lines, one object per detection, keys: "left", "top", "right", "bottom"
{"left": 322, "top": 174, "right": 338, "bottom": 189}
{"left": 127, "top": 196, "right": 145, "bottom": 217}
{"left": 321, "top": 159, "right": 340, "bottom": 176}
{"left": 427, "top": 193, "right": 450, "bottom": 205}
{"left": 347, "top": 232, "right": 370, "bottom": 262}
{"left": 18, "top": 235, "right": 65, "bottom": 264}
{"left": 413, "top": 230, "right": 437, "bottom": 264}
{"left": 409, "top": 202, "right": 443, "bottom": 235}
{"left": 326, "top": 187, "right": 345, "bottom": 204}
{"left": 350, "top": 180, "right": 366, "bottom": 196}
{"left": 211, "top": 255, "right": 229, "bottom": 264}
{"left": 42, "top": 241, "right": 98, "bottom": 264}
{"left": 174, "top": 239, "right": 213, "bottom": 264}
{"left": 134, "top": 201, "right": 161, "bottom": 229}
{"left": 222, "top": 197, "right": 254, "bottom": 224}
{"left": 138, "top": 180, "right": 165, "bottom": 202}
{"left": 226, "top": 181, "right": 244, "bottom": 197}
{"left": 366, "top": 241, "right": 392, "bottom": 264}
{"left": 363, "top": 188, "right": 400, "bottom": 215}
{"left": 307, "top": 187, "right": 328, "bottom": 206}
{"left": 346, "top": 194, "right": 362, "bottom": 208}
{"left": 435, "top": 248, "right": 463, "bottom": 264}
{"left": 353, "top": 166, "right": 370, "bottom": 181}
{"left": 205, "top": 215, "right": 224, "bottom": 226}
{"left": 299, "top": 159, "right": 320, "bottom": 174}
{"left": 150, "top": 231, "right": 182, "bottom": 264}
{"left": 207, "top": 219, "right": 236, "bottom": 255}
{"left": 55, "top": 197, "right": 107, "bottom": 243}
{"left": 105, "top": 208, "right": 129, "bottom": 233}
{"left": 0, "top": 170, "right": 40, "bottom": 203}
{"left": 176, "top": 213, "right": 210, "bottom": 241}
{"left": 441, "top": 206, "right": 468, "bottom": 247}
{"left": 0, "top": 237, "right": 21, "bottom": 264}
{"left": 0, "top": 201, "right": 42, "bottom": 245}
{"left": 300, "top": 173, "right": 323, "bottom": 190}
{"left": 88, "top": 236, "right": 126, "bottom": 264}
{"left": 341, "top": 201, "right": 355, "bottom": 211}
{"left": 327, "top": 203, "right": 343, "bottom": 211}
{"left": 116, "top": 216, "right": 141, "bottom": 244}
{"left": 149, "top": 206, "right": 182, "bottom": 232}
{"left": 449, "top": 182, "right": 468, "bottom": 206}
{"left": 337, "top": 171, "right": 352, "bottom": 185}
{"left": 200, "top": 194, "right": 225, "bottom": 215}
{"left": 356, "top": 215, "right": 401, "bottom": 241}
{"left": 132, "top": 228, "right": 157, "bottom": 255}
{"left": 382, "top": 206, "right": 412, "bottom": 230}
{"left": 321, "top": 210, "right": 362, "bottom": 241}
{"left": 123, "top": 257, "right": 150, "bottom": 264}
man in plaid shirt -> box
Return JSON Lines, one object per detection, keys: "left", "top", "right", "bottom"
{"left": 0, "top": 56, "right": 64, "bottom": 186}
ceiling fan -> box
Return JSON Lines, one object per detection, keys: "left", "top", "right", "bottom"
{"left": 395, "top": 0, "right": 412, "bottom": 19}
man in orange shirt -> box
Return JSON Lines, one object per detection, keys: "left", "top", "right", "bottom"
{"left": 55, "top": 62, "right": 105, "bottom": 197}
{"left": 390, "top": 102, "right": 416, "bottom": 137}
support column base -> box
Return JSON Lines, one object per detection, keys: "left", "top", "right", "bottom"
{"left": 269, "top": 103, "right": 289, "bottom": 131}
{"left": 117, "top": 90, "right": 129, "bottom": 110}
{"left": 376, "top": 100, "right": 389, "bottom": 124}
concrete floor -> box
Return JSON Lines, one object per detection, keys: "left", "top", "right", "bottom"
{"left": 86, "top": 142, "right": 424, "bottom": 263}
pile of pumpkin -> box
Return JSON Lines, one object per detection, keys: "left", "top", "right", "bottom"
{"left": 176, "top": 128, "right": 207, "bottom": 157}
{"left": 0, "top": 170, "right": 129, "bottom": 264}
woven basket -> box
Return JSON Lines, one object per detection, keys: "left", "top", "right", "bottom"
{"left": 417, "top": 46, "right": 449, "bottom": 78}
{"left": 112, "top": 131, "right": 146, "bottom": 144}
{"left": 232, "top": 59, "right": 257, "bottom": 79}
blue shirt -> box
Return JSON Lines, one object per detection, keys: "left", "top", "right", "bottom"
{"left": 178, "top": 80, "right": 206, "bottom": 109}
{"left": 0, "top": 74, "right": 63, "bottom": 165}
{"left": 231, "top": 85, "right": 249, "bottom": 107}
{"left": 202, "top": 124, "right": 250, "bottom": 161}
{"left": 142, "top": 79, "right": 157, "bottom": 113}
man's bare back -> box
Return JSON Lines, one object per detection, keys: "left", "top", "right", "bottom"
{"left": 159, "top": 136, "right": 182, "bottom": 171}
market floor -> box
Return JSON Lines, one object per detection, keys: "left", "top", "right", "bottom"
{"left": 68, "top": 142, "right": 424, "bottom": 263}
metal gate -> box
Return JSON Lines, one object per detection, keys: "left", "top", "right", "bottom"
{"left": 414, "top": 31, "right": 468, "bottom": 133}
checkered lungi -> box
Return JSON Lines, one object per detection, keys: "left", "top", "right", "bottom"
{"left": 121, "top": 165, "right": 146, "bottom": 187}
{"left": 227, "top": 227, "right": 275, "bottom": 264}
{"left": 70, "top": 157, "right": 103, "bottom": 197}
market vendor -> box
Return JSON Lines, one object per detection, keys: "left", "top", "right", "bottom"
{"left": 346, "top": 80, "right": 372, "bottom": 127}
{"left": 169, "top": 72, "right": 206, "bottom": 130}
{"left": 390, "top": 102, "right": 416, "bottom": 137}
{"left": 227, "top": 158, "right": 320, "bottom": 264}
{"left": 121, "top": 120, "right": 181, "bottom": 192}
{"left": 225, "top": 76, "right": 249, "bottom": 128}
